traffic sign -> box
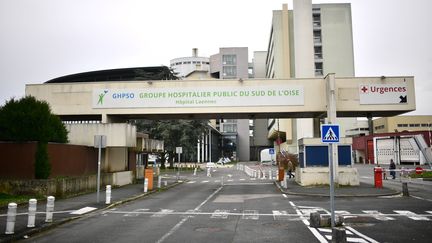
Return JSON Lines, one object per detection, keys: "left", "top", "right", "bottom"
{"left": 415, "top": 167, "right": 423, "bottom": 174}
{"left": 321, "top": 124, "right": 340, "bottom": 143}
{"left": 269, "top": 148, "right": 275, "bottom": 155}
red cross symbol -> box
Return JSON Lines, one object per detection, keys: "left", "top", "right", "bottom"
{"left": 360, "top": 86, "right": 368, "bottom": 93}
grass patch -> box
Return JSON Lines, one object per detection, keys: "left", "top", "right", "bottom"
{"left": 0, "top": 193, "right": 42, "bottom": 207}
{"left": 409, "top": 171, "right": 432, "bottom": 178}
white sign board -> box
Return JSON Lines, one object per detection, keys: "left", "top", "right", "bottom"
{"left": 93, "top": 85, "right": 304, "bottom": 108}
{"left": 359, "top": 84, "right": 407, "bottom": 104}
{"left": 176, "top": 147, "right": 182, "bottom": 154}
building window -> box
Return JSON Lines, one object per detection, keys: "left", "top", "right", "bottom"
{"left": 223, "top": 66, "right": 237, "bottom": 77}
{"left": 222, "top": 55, "right": 237, "bottom": 65}
{"left": 315, "top": 62, "right": 323, "bottom": 76}
{"left": 223, "top": 124, "right": 237, "bottom": 133}
{"left": 375, "top": 125, "right": 385, "bottom": 130}
{"left": 314, "top": 46, "right": 322, "bottom": 59}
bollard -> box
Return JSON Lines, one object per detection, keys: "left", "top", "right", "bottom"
{"left": 158, "top": 176, "right": 162, "bottom": 188}
{"left": 221, "top": 176, "right": 224, "bottom": 186}
{"left": 176, "top": 171, "right": 180, "bottom": 181}
{"left": 144, "top": 178, "right": 149, "bottom": 193}
{"left": 45, "top": 196, "right": 55, "bottom": 223}
{"left": 164, "top": 181, "right": 168, "bottom": 187}
{"left": 284, "top": 177, "right": 289, "bottom": 189}
{"left": 402, "top": 182, "right": 409, "bottom": 197}
{"left": 207, "top": 168, "right": 211, "bottom": 177}
{"left": 105, "top": 185, "right": 111, "bottom": 205}
{"left": 27, "top": 199, "right": 37, "bottom": 228}
{"left": 276, "top": 173, "right": 279, "bottom": 181}
{"left": 269, "top": 170, "right": 272, "bottom": 180}
{"left": 193, "top": 168, "right": 197, "bottom": 176}
{"left": 5, "top": 203, "right": 17, "bottom": 234}
{"left": 332, "top": 227, "right": 347, "bottom": 243}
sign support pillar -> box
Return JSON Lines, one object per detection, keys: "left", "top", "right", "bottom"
{"left": 325, "top": 73, "right": 337, "bottom": 229}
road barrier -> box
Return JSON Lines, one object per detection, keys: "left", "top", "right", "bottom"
{"left": 27, "top": 199, "right": 37, "bottom": 227}
{"left": 105, "top": 185, "right": 111, "bottom": 204}
{"left": 5, "top": 203, "right": 17, "bottom": 234}
{"left": 45, "top": 196, "right": 55, "bottom": 223}
{"left": 144, "top": 178, "right": 149, "bottom": 193}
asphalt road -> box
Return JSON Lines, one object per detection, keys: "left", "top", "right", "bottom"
{"left": 24, "top": 164, "right": 432, "bottom": 243}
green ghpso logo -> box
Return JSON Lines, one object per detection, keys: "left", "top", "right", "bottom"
{"left": 97, "top": 90, "right": 109, "bottom": 105}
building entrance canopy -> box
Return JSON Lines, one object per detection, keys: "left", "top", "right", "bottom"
{"left": 26, "top": 76, "right": 415, "bottom": 121}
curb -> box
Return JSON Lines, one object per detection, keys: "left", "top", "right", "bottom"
{"left": 1, "top": 180, "right": 186, "bottom": 243}
{"left": 274, "top": 181, "right": 401, "bottom": 198}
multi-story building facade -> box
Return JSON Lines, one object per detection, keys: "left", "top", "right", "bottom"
{"left": 170, "top": 48, "right": 210, "bottom": 79}
{"left": 210, "top": 47, "right": 251, "bottom": 161}
{"left": 170, "top": 47, "right": 265, "bottom": 162}
{"left": 373, "top": 116, "right": 432, "bottom": 134}
{"left": 265, "top": 1, "right": 357, "bottom": 153}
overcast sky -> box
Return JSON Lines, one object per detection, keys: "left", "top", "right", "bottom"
{"left": 0, "top": 0, "right": 431, "bottom": 115}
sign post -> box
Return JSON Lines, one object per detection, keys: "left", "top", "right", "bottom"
{"left": 322, "top": 124, "right": 340, "bottom": 229}
{"left": 94, "top": 135, "right": 107, "bottom": 203}
{"left": 176, "top": 147, "right": 182, "bottom": 181}
{"left": 269, "top": 148, "right": 275, "bottom": 163}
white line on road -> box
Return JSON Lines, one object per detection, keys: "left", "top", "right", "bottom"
{"left": 394, "top": 210, "right": 431, "bottom": 221}
{"left": 411, "top": 195, "right": 432, "bottom": 202}
{"left": 345, "top": 226, "right": 379, "bottom": 243}
{"left": 282, "top": 194, "right": 287, "bottom": 198}
{"left": 156, "top": 186, "right": 223, "bottom": 243}
{"left": 70, "top": 207, "right": 98, "bottom": 215}
{"left": 362, "top": 210, "right": 395, "bottom": 221}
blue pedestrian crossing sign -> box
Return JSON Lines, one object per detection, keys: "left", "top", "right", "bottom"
{"left": 269, "top": 148, "right": 275, "bottom": 155}
{"left": 321, "top": 124, "right": 340, "bottom": 143}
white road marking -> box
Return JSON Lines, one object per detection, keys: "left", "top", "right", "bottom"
{"left": 282, "top": 194, "right": 287, "bottom": 198}
{"left": 394, "top": 210, "right": 430, "bottom": 221}
{"left": 124, "top": 209, "right": 150, "bottom": 217}
{"left": 335, "top": 210, "right": 357, "bottom": 219}
{"left": 290, "top": 202, "right": 379, "bottom": 243}
{"left": 227, "top": 179, "right": 234, "bottom": 182}
{"left": 345, "top": 226, "right": 379, "bottom": 243}
{"left": 156, "top": 186, "right": 222, "bottom": 243}
{"left": 239, "top": 178, "right": 245, "bottom": 181}
{"left": 187, "top": 181, "right": 196, "bottom": 184}
{"left": 411, "top": 195, "right": 432, "bottom": 202}
{"left": 70, "top": 207, "right": 97, "bottom": 215}
{"left": 201, "top": 180, "right": 209, "bottom": 183}
{"left": 272, "top": 210, "right": 290, "bottom": 221}
{"left": 151, "top": 209, "right": 174, "bottom": 218}
{"left": 242, "top": 210, "right": 259, "bottom": 220}
{"left": 211, "top": 210, "right": 230, "bottom": 219}
{"left": 363, "top": 210, "right": 395, "bottom": 221}
{"left": 156, "top": 217, "right": 189, "bottom": 243}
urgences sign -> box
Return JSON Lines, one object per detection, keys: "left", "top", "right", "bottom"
{"left": 359, "top": 83, "right": 408, "bottom": 104}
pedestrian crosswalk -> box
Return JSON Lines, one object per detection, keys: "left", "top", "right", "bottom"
{"left": 105, "top": 208, "right": 432, "bottom": 222}
{"left": 185, "top": 177, "right": 272, "bottom": 184}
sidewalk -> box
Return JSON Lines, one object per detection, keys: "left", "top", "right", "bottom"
{"left": 0, "top": 176, "right": 184, "bottom": 242}
{"left": 275, "top": 179, "right": 400, "bottom": 197}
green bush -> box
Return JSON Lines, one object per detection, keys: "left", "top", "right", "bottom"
{"left": 35, "top": 142, "right": 50, "bottom": 179}
{"left": 0, "top": 96, "right": 68, "bottom": 179}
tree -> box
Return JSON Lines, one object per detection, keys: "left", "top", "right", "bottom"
{"left": 0, "top": 96, "right": 69, "bottom": 178}
{"left": 135, "top": 119, "right": 209, "bottom": 169}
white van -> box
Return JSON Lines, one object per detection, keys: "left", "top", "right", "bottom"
{"left": 260, "top": 148, "right": 275, "bottom": 165}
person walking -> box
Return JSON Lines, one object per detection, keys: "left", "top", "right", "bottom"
{"left": 389, "top": 159, "right": 396, "bottom": 179}
{"left": 287, "top": 160, "right": 295, "bottom": 179}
